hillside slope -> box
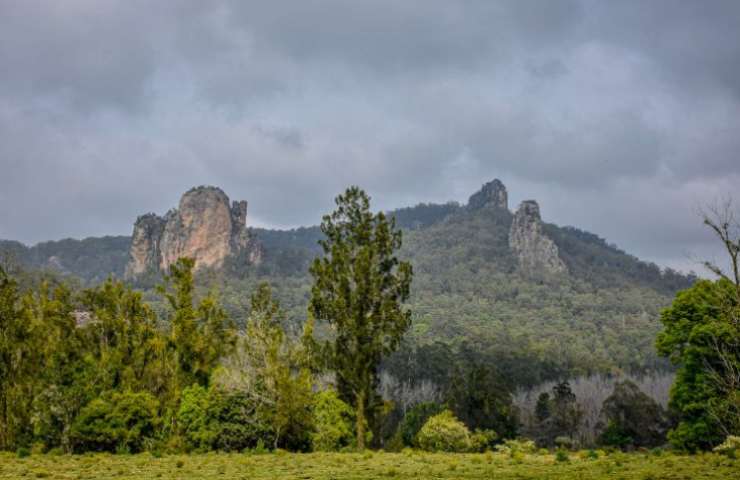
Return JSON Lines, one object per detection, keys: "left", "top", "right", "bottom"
{"left": 0, "top": 181, "right": 694, "bottom": 383}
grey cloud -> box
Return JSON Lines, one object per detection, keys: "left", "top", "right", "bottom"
{"left": 0, "top": 0, "right": 738, "bottom": 275}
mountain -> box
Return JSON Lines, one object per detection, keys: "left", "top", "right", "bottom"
{"left": 0, "top": 180, "right": 695, "bottom": 384}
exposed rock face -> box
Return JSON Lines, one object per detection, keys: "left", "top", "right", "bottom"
{"left": 125, "top": 186, "right": 260, "bottom": 277}
{"left": 468, "top": 179, "right": 508, "bottom": 211}
{"left": 126, "top": 213, "right": 165, "bottom": 276}
{"left": 509, "top": 200, "right": 566, "bottom": 274}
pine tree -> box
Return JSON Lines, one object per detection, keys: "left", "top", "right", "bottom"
{"left": 309, "top": 186, "right": 413, "bottom": 449}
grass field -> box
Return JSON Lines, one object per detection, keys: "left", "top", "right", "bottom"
{"left": 1, "top": 450, "right": 737, "bottom": 479}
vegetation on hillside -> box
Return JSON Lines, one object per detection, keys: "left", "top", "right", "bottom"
{"left": 2, "top": 188, "right": 736, "bottom": 460}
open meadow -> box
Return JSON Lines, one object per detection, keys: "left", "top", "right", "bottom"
{"left": 1, "top": 451, "right": 737, "bottom": 480}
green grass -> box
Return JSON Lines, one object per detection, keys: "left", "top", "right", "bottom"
{"left": 0, "top": 451, "right": 736, "bottom": 479}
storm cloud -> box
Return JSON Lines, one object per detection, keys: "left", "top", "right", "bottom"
{"left": 1, "top": 0, "right": 739, "bottom": 273}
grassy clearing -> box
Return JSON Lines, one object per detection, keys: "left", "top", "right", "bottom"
{"left": 0, "top": 450, "right": 736, "bottom": 479}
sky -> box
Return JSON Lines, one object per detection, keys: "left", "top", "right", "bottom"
{"left": 1, "top": 0, "right": 739, "bottom": 274}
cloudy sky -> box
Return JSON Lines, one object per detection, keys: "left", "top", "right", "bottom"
{"left": 1, "top": 0, "right": 739, "bottom": 274}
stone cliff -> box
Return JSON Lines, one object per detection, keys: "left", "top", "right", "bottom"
{"left": 125, "top": 186, "right": 261, "bottom": 277}
{"left": 467, "top": 179, "right": 508, "bottom": 211}
{"left": 509, "top": 200, "right": 566, "bottom": 274}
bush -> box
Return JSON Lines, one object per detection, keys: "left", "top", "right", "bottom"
{"left": 16, "top": 447, "right": 30, "bottom": 458}
{"left": 555, "top": 448, "right": 569, "bottom": 462}
{"left": 177, "top": 385, "right": 272, "bottom": 452}
{"left": 599, "top": 421, "right": 632, "bottom": 449}
{"left": 310, "top": 390, "right": 354, "bottom": 452}
{"left": 713, "top": 435, "right": 740, "bottom": 457}
{"left": 470, "top": 429, "right": 498, "bottom": 452}
{"left": 415, "top": 410, "right": 474, "bottom": 452}
{"left": 176, "top": 384, "right": 214, "bottom": 451}
{"left": 71, "top": 391, "right": 160, "bottom": 453}
{"left": 495, "top": 439, "right": 537, "bottom": 456}
{"left": 396, "top": 402, "right": 444, "bottom": 447}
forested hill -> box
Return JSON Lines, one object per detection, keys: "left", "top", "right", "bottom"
{"left": 0, "top": 180, "right": 695, "bottom": 384}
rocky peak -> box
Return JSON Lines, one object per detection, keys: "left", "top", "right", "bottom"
{"left": 509, "top": 200, "right": 566, "bottom": 274}
{"left": 467, "top": 179, "right": 508, "bottom": 211}
{"left": 125, "top": 187, "right": 261, "bottom": 278}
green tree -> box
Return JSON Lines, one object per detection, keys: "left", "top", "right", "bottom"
{"left": 397, "top": 402, "right": 444, "bottom": 447}
{"left": 308, "top": 187, "right": 413, "bottom": 449}
{"left": 535, "top": 392, "right": 551, "bottom": 423}
{"left": 657, "top": 201, "right": 740, "bottom": 450}
{"left": 310, "top": 389, "right": 355, "bottom": 451}
{"left": 71, "top": 390, "right": 160, "bottom": 453}
{"left": 598, "top": 380, "right": 668, "bottom": 448}
{"left": 0, "top": 266, "right": 35, "bottom": 450}
{"left": 79, "top": 280, "right": 170, "bottom": 401}
{"left": 158, "top": 258, "right": 236, "bottom": 392}
{"left": 213, "top": 283, "right": 314, "bottom": 450}
{"left": 657, "top": 279, "right": 739, "bottom": 450}
{"left": 29, "top": 282, "right": 92, "bottom": 453}
{"left": 536, "top": 381, "right": 583, "bottom": 447}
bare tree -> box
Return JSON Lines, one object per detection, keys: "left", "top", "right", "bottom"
{"left": 378, "top": 371, "right": 441, "bottom": 416}
{"left": 699, "top": 198, "right": 740, "bottom": 435}
{"left": 701, "top": 198, "right": 740, "bottom": 306}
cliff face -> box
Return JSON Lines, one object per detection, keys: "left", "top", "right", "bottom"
{"left": 125, "top": 186, "right": 260, "bottom": 277}
{"left": 509, "top": 200, "right": 566, "bottom": 274}
{"left": 467, "top": 179, "right": 508, "bottom": 211}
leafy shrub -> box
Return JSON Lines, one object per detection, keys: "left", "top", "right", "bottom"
{"left": 177, "top": 384, "right": 272, "bottom": 452}
{"left": 396, "top": 402, "right": 444, "bottom": 447}
{"left": 599, "top": 421, "right": 633, "bottom": 449}
{"left": 16, "top": 447, "right": 30, "bottom": 458}
{"left": 176, "top": 384, "right": 213, "bottom": 451}
{"left": 495, "top": 438, "right": 537, "bottom": 456}
{"left": 415, "top": 410, "right": 473, "bottom": 452}
{"left": 310, "top": 390, "right": 354, "bottom": 452}
{"left": 469, "top": 429, "right": 498, "bottom": 452}
{"left": 71, "top": 391, "right": 160, "bottom": 453}
{"left": 555, "top": 448, "right": 569, "bottom": 462}
{"left": 713, "top": 435, "right": 740, "bottom": 457}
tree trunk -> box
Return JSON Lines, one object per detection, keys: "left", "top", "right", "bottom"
{"left": 356, "top": 390, "right": 366, "bottom": 450}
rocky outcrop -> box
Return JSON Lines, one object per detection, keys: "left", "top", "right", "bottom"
{"left": 468, "top": 179, "right": 508, "bottom": 211}
{"left": 125, "top": 186, "right": 261, "bottom": 277}
{"left": 509, "top": 200, "right": 566, "bottom": 274}
{"left": 126, "top": 213, "right": 166, "bottom": 277}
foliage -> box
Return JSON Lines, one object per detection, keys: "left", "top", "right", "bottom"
{"left": 213, "top": 283, "right": 314, "bottom": 451}
{"left": 713, "top": 435, "right": 740, "bottom": 456}
{"left": 657, "top": 278, "right": 740, "bottom": 451}
{"left": 535, "top": 382, "right": 583, "bottom": 448}
{"left": 158, "top": 258, "right": 236, "bottom": 392}
{"left": 415, "top": 410, "right": 474, "bottom": 452}
{"left": 0, "top": 266, "right": 34, "bottom": 450}
{"left": 70, "top": 391, "right": 160, "bottom": 453}
{"left": 310, "top": 389, "right": 355, "bottom": 452}
{"left": 597, "top": 380, "right": 668, "bottom": 448}
{"left": 308, "top": 187, "right": 413, "bottom": 449}
{"left": 176, "top": 384, "right": 213, "bottom": 451}
{"left": 446, "top": 346, "right": 518, "bottom": 440}
{"left": 396, "top": 402, "right": 444, "bottom": 447}
{"left": 3, "top": 189, "right": 697, "bottom": 387}
{"left": 494, "top": 438, "right": 537, "bottom": 456}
